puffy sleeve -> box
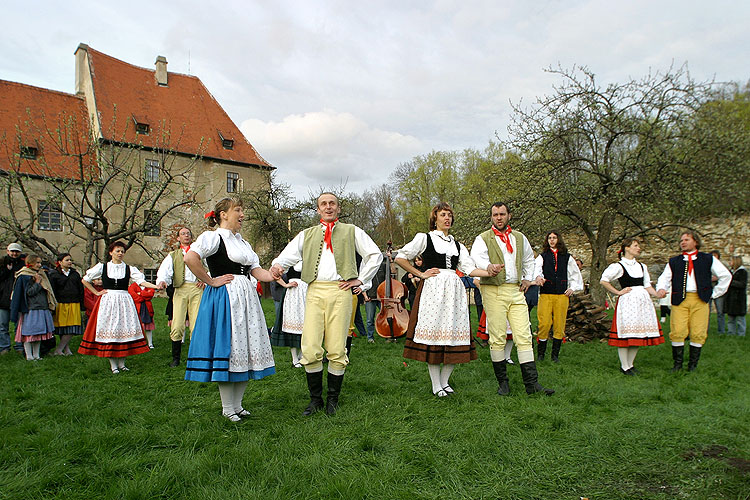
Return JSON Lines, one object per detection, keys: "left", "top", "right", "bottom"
{"left": 83, "top": 262, "right": 103, "bottom": 282}
{"left": 642, "top": 265, "right": 652, "bottom": 286}
{"left": 600, "top": 263, "right": 624, "bottom": 283}
{"left": 396, "top": 233, "right": 428, "bottom": 261}
{"left": 457, "top": 242, "right": 479, "bottom": 275}
{"left": 129, "top": 266, "right": 146, "bottom": 285}
{"left": 191, "top": 231, "right": 221, "bottom": 259}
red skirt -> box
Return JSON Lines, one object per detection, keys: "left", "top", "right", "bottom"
{"left": 78, "top": 295, "right": 150, "bottom": 358}
{"left": 607, "top": 296, "right": 664, "bottom": 348}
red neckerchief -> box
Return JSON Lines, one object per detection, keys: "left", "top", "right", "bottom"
{"left": 552, "top": 248, "right": 559, "bottom": 271}
{"left": 321, "top": 218, "right": 338, "bottom": 252}
{"left": 181, "top": 245, "right": 190, "bottom": 253}
{"left": 683, "top": 250, "right": 698, "bottom": 276}
{"left": 491, "top": 225, "right": 513, "bottom": 253}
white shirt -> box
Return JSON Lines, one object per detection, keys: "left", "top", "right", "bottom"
{"left": 600, "top": 258, "right": 651, "bottom": 287}
{"left": 156, "top": 246, "right": 199, "bottom": 286}
{"left": 272, "top": 222, "right": 382, "bottom": 285}
{"left": 470, "top": 230, "right": 535, "bottom": 283}
{"left": 655, "top": 254, "right": 731, "bottom": 299}
{"left": 533, "top": 252, "right": 584, "bottom": 292}
{"left": 83, "top": 262, "right": 146, "bottom": 285}
{"left": 396, "top": 231, "right": 478, "bottom": 275}
{"left": 191, "top": 228, "right": 260, "bottom": 269}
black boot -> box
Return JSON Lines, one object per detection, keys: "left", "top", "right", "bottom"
{"left": 345, "top": 336, "right": 352, "bottom": 358}
{"left": 326, "top": 372, "right": 344, "bottom": 415}
{"left": 519, "top": 361, "right": 554, "bottom": 395}
{"left": 492, "top": 360, "right": 510, "bottom": 396}
{"left": 671, "top": 344, "right": 684, "bottom": 372}
{"left": 687, "top": 345, "right": 702, "bottom": 371}
{"left": 302, "top": 371, "right": 325, "bottom": 416}
{"left": 537, "top": 340, "right": 547, "bottom": 361}
{"left": 551, "top": 338, "right": 562, "bottom": 363}
{"left": 169, "top": 341, "right": 182, "bottom": 367}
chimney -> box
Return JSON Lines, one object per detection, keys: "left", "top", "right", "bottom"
{"left": 155, "top": 55, "right": 168, "bottom": 86}
{"left": 74, "top": 43, "right": 89, "bottom": 95}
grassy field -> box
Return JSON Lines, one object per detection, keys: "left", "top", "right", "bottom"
{"left": 0, "top": 297, "right": 748, "bottom": 500}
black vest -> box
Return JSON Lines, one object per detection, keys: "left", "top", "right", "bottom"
{"left": 286, "top": 267, "right": 302, "bottom": 280}
{"left": 101, "top": 262, "right": 130, "bottom": 291}
{"left": 540, "top": 251, "right": 570, "bottom": 295}
{"left": 617, "top": 262, "right": 645, "bottom": 288}
{"left": 669, "top": 252, "right": 713, "bottom": 305}
{"left": 206, "top": 237, "right": 252, "bottom": 277}
{"left": 421, "top": 234, "right": 460, "bottom": 270}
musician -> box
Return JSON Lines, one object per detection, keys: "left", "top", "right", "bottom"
{"left": 271, "top": 192, "right": 382, "bottom": 416}
{"left": 471, "top": 202, "right": 554, "bottom": 396}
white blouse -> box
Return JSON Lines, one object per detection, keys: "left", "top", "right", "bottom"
{"left": 83, "top": 262, "right": 146, "bottom": 285}
{"left": 600, "top": 258, "right": 651, "bottom": 287}
{"left": 191, "top": 228, "right": 260, "bottom": 269}
{"left": 396, "top": 231, "right": 478, "bottom": 275}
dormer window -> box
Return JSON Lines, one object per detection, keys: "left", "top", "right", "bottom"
{"left": 218, "top": 130, "right": 234, "bottom": 150}
{"left": 133, "top": 115, "right": 150, "bottom": 135}
{"left": 20, "top": 146, "right": 38, "bottom": 159}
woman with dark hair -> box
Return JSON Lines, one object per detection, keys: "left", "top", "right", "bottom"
{"left": 10, "top": 254, "right": 57, "bottom": 360}
{"left": 78, "top": 241, "right": 159, "bottom": 373}
{"left": 600, "top": 238, "right": 663, "bottom": 375}
{"left": 48, "top": 253, "right": 84, "bottom": 355}
{"left": 395, "top": 202, "right": 493, "bottom": 397}
{"left": 533, "top": 230, "right": 583, "bottom": 362}
{"left": 184, "top": 198, "right": 277, "bottom": 422}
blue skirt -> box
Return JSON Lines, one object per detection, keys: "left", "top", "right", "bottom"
{"left": 185, "top": 284, "right": 275, "bottom": 383}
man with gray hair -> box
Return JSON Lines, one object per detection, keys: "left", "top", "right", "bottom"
{"left": 0, "top": 243, "right": 25, "bottom": 354}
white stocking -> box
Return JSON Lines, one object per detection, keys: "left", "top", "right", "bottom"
{"left": 439, "top": 364, "right": 455, "bottom": 390}
{"left": 145, "top": 331, "right": 153, "bottom": 347}
{"left": 617, "top": 347, "right": 630, "bottom": 370}
{"left": 627, "top": 347, "right": 638, "bottom": 368}
{"left": 23, "top": 343, "right": 33, "bottom": 360}
{"left": 117, "top": 357, "right": 126, "bottom": 369}
{"left": 504, "top": 340, "right": 514, "bottom": 362}
{"left": 290, "top": 347, "right": 300, "bottom": 364}
{"left": 233, "top": 381, "right": 249, "bottom": 413}
{"left": 31, "top": 341, "right": 41, "bottom": 359}
{"left": 427, "top": 364, "right": 442, "bottom": 394}
{"left": 218, "top": 382, "right": 235, "bottom": 416}
{"left": 109, "top": 358, "right": 119, "bottom": 371}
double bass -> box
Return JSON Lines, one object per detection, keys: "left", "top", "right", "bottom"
{"left": 375, "top": 242, "right": 409, "bottom": 342}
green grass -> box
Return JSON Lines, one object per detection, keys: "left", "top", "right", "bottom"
{"left": 1, "top": 298, "right": 748, "bottom": 500}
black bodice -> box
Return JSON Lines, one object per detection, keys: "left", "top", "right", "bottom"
{"left": 420, "top": 233, "right": 460, "bottom": 270}
{"left": 101, "top": 262, "right": 130, "bottom": 291}
{"left": 617, "top": 262, "right": 645, "bottom": 288}
{"left": 206, "top": 237, "right": 252, "bottom": 277}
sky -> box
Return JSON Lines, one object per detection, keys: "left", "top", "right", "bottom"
{"left": 2, "top": 0, "right": 748, "bottom": 199}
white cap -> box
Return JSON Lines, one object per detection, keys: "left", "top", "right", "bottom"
{"left": 7, "top": 243, "right": 22, "bottom": 252}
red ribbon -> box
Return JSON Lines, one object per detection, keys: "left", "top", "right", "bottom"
{"left": 320, "top": 218, "right": 338, "bottom": 251}
{"left": 491, "top": 225, "right": 514, "bottom": 253}
{"left": 683, "top": 250, "right": 697, "bottom": 276}
{"left": 181, "top": 245, "right": 190, "bottom": 253}
{"left": 552, "top": 248, "right": 558, "bottom": 271}
{"left": 204, "top": 211, "right": 215, "bottom": 219}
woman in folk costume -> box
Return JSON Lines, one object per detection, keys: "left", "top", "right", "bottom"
{"left": 128, "top": 281, "right": 156, "bottom": 348}
{"left": 270, "top": 262, "right": 306, "bottom": 367}
{"left": 395, "top": 202, "right": 494, "bottom": 397}
{"left": 78, "top": 241, "right": 159, "bottom": 373}
{"left": 48, "top": 253, "right": 84, "bottom": 356}
{"left": 10, "top": 255, "right": 57, "bottom": 360}
{"left": 600, "top": 238, "right": 663, "bottom": 375}
{"left": 183, "top": 198, "right": 276, "bottom": 423}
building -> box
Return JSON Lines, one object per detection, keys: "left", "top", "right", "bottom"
{"left": 0, "top": 44, "right": 272, "bottom": 278}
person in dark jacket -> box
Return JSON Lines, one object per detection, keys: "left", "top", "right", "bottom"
{"left": 0, "top": 242, "right": 25, "bottom": 354}
{"left": 725, "top": 256, "right": 747, "bottom": 336}
{"left": 48, "top": 253, "right": 84, "bottom": 355}
{"left": 10, "top": 254, "right": 57, "bottom": 360}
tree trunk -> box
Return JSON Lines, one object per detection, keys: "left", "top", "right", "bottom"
{"left": 589, "top": 213, "right": 615, "bottom": 305}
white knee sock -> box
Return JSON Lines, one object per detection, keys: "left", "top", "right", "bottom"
{"left": 31, "top": 341, "right": 41, "bottom": 359}
{"left": 117, "top": 357, "right": 126, "bottom": 369}
{"left": 23, "top": 343, "right": 33, "bottom": 360}
{"left": 109, "top": 358, "right": 119, "bottom": 371}
{"left": 218, "top": 382, "right": 235, "bottom": 415}
{"left": 233, "top": 381, "right": 249, "bottom": 413}
{"left": 627, "top": 347, "right": 638, "bottom": 368}
{"left": 618, "top": 347, "right": 630, "bottom": 370}
{"left": 427, "top": 364, "right": 442, "bottom": 394}
{"left": 290, "top": 347, "right": 300, "bottom": 364}
{"left": 504, "top": 340, "right": 514, "bottom": 361}
{"left": 439, "top": 364, "right": 455, "bottom": 389}
{"left": 145, "top": 331, "right": 153, "bottom": 347}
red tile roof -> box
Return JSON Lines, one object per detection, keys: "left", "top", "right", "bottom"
{"left": 85, "top": 47, "right": 271, "bottom": 168}
{"left": 0, "top": 80, "right": 94, "bottom": 180}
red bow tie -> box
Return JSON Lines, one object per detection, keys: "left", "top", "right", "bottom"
{"left": 320, "top": 219, "right": 338, "bottom": 251}
{"left": 683, "top": 251, "right": 697, "bottom": 276}
{"left": 491, "top": 226, "right": 513, "bottom": 253}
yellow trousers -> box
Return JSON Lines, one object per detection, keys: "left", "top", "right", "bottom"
{"left": 537, "top": 293, "right": 569, "bottom": 340}
{"left": 481, "top": 284, "right": 534, "bottom": 362}
{"left": 301, "top": 282, "right": 352, "bottom": 373}
{"left": 170, "top": 282, "right": 203, "bottom": 341}
{"left": 670, "top": 293, "right": 709, "bottom": 345}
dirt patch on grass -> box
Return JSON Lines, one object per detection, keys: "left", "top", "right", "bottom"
{"left": 683, "top": 444, "right": 749, "bottom": 474}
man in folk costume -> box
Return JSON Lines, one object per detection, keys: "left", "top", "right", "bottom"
{"left": 156, "top": 227, "right": 204, "bottom": 367}
{"left": 656, "top": 231, "right": 730, "bottom": 371}
{"left": 471, "top": 202, "right": 554, "bottom": 396}
{"left": 271, "top": 193, "right": 382, "bottom": 415}
{"left": 533, "top": 230, "right": 584, "bottom": 362}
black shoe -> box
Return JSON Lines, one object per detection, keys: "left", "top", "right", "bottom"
{"left": 671, "top": 345, "right": 684, "bottom": 372}
{"left": 687, "top": 345, "right": 702, "bottom": 371}
{"left": 169, "top": 340, "right": 181, "bottom": 367}
{"left": 620, "top": 367, "right": 636, "bottom": 376}
{"left": 326, "top": 372, "right": 344, "bottom": 416}
{"left": 551, "top": 338, "right": 562, "bottom": 363}
{"left": 519, "top": 361, "right": 554, "bottom": 395}
{"left": 302, "top": 371, "right": 324, "bottom": 416}
{"left": 537, "top": 340, "right": 547, "bottom": 361}
{"left": 492, "top": 360, "right": 510, "bottom": 396}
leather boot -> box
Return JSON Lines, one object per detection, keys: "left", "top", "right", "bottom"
{"left": 671, "top": 344, "right": 684, "bottom": 372}
{"left": 302, "top": 370, "right": 324, "bottom": 416}
{"left": 491, "top": 360, "right": 510, "bottom": 396}
{"left": 537, "top": 339, "right": 547, "bottom": 361}
{"left": 326, "top": 372, "right": 344, "bottom": 415}
{"left": 687, "top": 345, "right": 702, "bottom": 371}
{"left": 551, "top": 338, "right": 562, "bottom": 363}
{"left": 345, "top": 336, "right": 352, "bottom": 358}
{"left": 519, "top": 361, "right": 554, "bottom": 395}
{"left": 169, "top": 340, "right": 181, "bottom": 367}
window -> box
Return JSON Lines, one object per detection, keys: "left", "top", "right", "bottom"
{"left": 227, "top": 171, "right": 239, "bottom": 193}
{"left": 218, "top": 131, "right": 234, "bottom": 150}
{"left": 143, "top": 268, "right": 158, "bottom": 283}
{"left": 21, "top": 146, "right": 38, "bottom": 159}
{"left": 38, "top": 201, "right": 62, "bottom": 231}
{"left": 144, "top": 210, "right": 161, "bottom": 237}
{"left": 136, "top": 123, "right": 150, "bottom": 135}
{"left": 145, "top": 159, "right": 160, "bottom": 182}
